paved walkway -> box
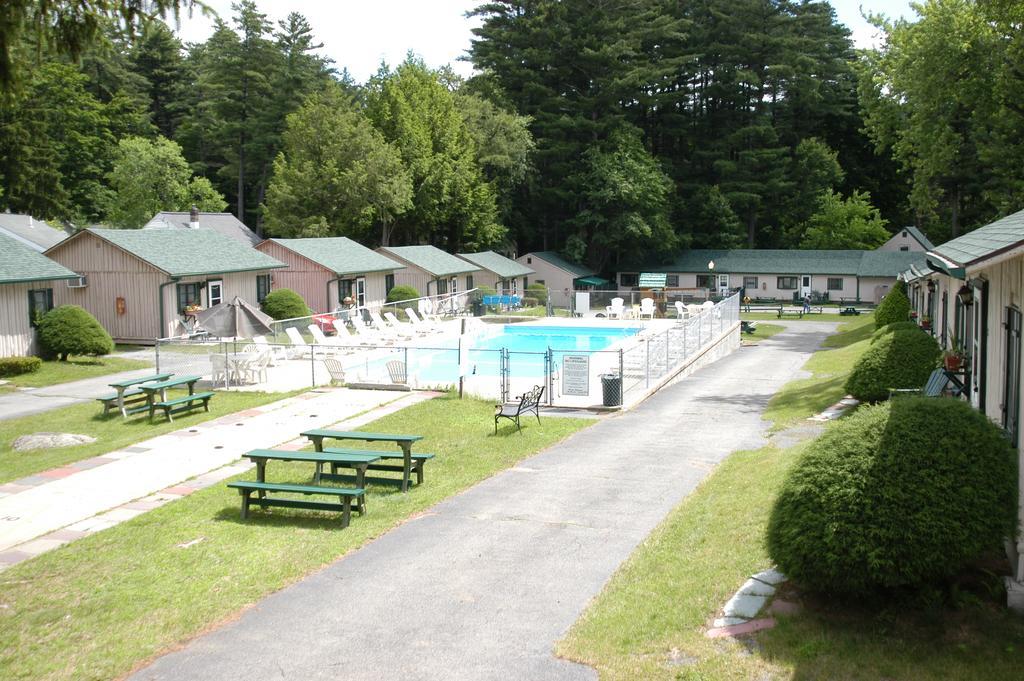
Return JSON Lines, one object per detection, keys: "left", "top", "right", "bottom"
{"left": 0, "top": 365, "right": 163, "bottom": 420}
{"left": 132, "top": 322, "right": 835, "bottom": 681}
{"left": 0, "top": 388, "right": 433, "bottom": 559}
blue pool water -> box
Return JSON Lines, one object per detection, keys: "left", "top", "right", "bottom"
{"left": 350, "top": 324, "right": 639, "bottom": 384}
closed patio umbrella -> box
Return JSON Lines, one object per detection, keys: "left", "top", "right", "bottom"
{"left": 195, "top": 296, "right": 275, "bottom": 339}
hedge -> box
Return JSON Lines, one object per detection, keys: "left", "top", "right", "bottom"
{"left": 874, "top": 284, "right": 911, "bottom": 329}
{"left": 0, "top": 356, "right": 42, "bottom": 377}
{"left": 386, "top": 284, "right": 420, "bottom": 304}
{"left": 844, "top": 328, "right": 941, "bottom": 402}
{"left": 870, "top": 321, "right": 922, "bottom": 343}
{"left": 767, "top": 398, "right": 1016, "bottom": 596}
{"left": 260, "top": 289, "right": 310, "bottom": 320}
{"left": 36, "top": 305, "right": 113, "bottom": 361}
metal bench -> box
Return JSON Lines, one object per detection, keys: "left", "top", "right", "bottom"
{"left": 227, "top": 481, "right": 364, "bottom": 527}
{"left": 495, "top": 385, "right": 544, "bottom": 434}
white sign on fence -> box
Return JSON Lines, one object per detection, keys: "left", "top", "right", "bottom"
{"left": 562, "top": 354, "right": 590, "bottom": 396}
{"left": 574, "top": 291, "right": 590, "bottom": 315}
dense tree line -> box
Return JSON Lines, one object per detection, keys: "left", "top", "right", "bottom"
{"left": 0, "top": 0, "right": 1022, "bottom": 271}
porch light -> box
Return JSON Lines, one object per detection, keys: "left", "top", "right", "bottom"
{"left": 708, "top": 260, "right": 715, "bottom": 271}
{"left": 957, "top": 285, "right": 973, "bottom": 306}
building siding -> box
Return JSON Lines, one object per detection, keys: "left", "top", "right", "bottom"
{"left": 878, "top": 229, "right": 929, "bottom": 252}
{"left": 515, "top": 255, "right": 573, "bottom": 294}
{"left": 0, "top": 282, "right": 56, "bottom": 356}
{"left": 616, "top": 270, "right": 864, "bottom": 301}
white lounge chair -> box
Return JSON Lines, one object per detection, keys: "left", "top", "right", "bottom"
{"left": 352, "top": 316, "right": 393, "bottom": 345}
{"left": 639, "top": 298, "right": 656, "bottom": 320}
{"left": 333, "top": 318, "right": 371, "bottom": 346}
{"left": 370, "top": 310, "right": 413, "bottom": 340}
{"left": 308, "top": 324, "right": 352, "bottom": 356}
{"left": 285, "top": 326, "right": 311, "bottom": 358}
{"left": 405, "top": 308, "right": 439, "bottom": 333}
{"left": 606, "top": 297, "right": 625, "bottom": 319}
{"left": 252, "top": 335, "right": 286, "bottom": 366}
{"left": 384, "top": 311, "right": 427, "bottom": 337}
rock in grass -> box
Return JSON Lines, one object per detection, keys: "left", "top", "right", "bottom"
{"left": 13, "top": 433, "right": 97, "bottom": 451}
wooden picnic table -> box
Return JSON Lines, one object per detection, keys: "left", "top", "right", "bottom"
{"left": 301, "top": 430, "right": 426, "bottom": 493}
{"left": 243, "top": 448, "right": 382, "bottom": 514}
{"left": 102, "top": 373, "right": 173, "bottom": 417}
{"left": 139, "top": 375, "right": 203, "bottom": 419}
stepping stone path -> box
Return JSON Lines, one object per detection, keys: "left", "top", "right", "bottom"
{"left": 706, "top": 568, "right": 799, "bottom": 639}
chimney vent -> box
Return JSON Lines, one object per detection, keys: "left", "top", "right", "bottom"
{"left": 189, "top": 205, "right": 199, "bottom": 229}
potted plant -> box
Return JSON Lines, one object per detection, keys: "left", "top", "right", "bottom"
{"left": 920, "top": 314, "right": 932, "bottom": 331}
{"left": 943, "top": 334, "right": 966, "bottom": 371}
{"left": 909, "top": 310, "right": 919, "bottom": 320}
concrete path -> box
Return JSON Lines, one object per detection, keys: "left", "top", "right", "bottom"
{"left": 0, "top": 388, "right": 423, "bottom": 554}
{"left": 0, "top": 365, "right": 159, "bottom": 421}
{"left": 132, "top": 322, "right": 835, "bottom": 681}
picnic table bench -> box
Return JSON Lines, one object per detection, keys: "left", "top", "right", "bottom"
{"left": 742, "top": 305, "right": 783, "bottom": 314}
{"left": 495, "top": 385, "right": 544, "bottom": 434}
{"left": 243, "top": 448, "right": 383, "bottom": 512}
{"left": 741, "top": 320, "right": 759, "bottom": 334}
{"left": 301, "top": 430, "right": 427, "bottom": 493}
{"left": 777, "top": 308, "right": 804, "bottom": 318}
{"left": 138, "top": 375, "right": 211, "bottom": 421}
{"left": 98, "top": 373, "right": 173, "bottom": 417}
{"left": 227, "top": 481, "right": 364, "bottom": 527}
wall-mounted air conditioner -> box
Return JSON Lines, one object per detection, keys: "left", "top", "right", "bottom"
{"left": 66, "top": 276, "right": 88, "bottom": 288}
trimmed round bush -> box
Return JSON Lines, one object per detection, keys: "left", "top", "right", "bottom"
{"left": 874, "top": 284, "right": 911, "bottom": 329}
{"left": 0, "top": 356, "right": 42, "bottom": 377}
{"left": 766, "top": 398, "right": 1016, "bottom": 596}
{"left": 386, "top": 284, "right": 420, "bottom": 304}
{"left": 526, "top": 283, "right": 548, "bottom": 301}
{"left": 37, "top": 305, "right": 113, "bottom": 361}
{"left": 870, "top": 321, "right": 922, "bottom": 343}
{"left": 845, "top": 329, "right": 941, "bottom": 402}
{"left": 260, "top": 289, "right": 310, "bottom": 320}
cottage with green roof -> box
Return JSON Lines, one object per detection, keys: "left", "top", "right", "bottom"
{"left": 619, "top": 248, "right": 924, "bottom": 303}
{"left": 457, "top": 251, "right": 533, "bottom": 295}
{"left": 878, "top": 225, "right": 934, "bottom": 253}
{"left": 45, "top": 228, "right": 285, "bottom": 343}
{"left": 514, "top": 252, "right": 600, "bottom": 303}
{"left": 901, "top": 207, "right": 1024, "bottom": 613}
{"left": 0, "top": 233, "right": 80, "bottom": 356}
{"left": 256, "top": 237, "right": 405, "bottom": 313}
{"left": 377, "top": 245, "right": 481, "bottom": 297}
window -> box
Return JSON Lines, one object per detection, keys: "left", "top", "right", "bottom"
{"left": 466, "top": 275, "right": 473, "bottom": 290}
{"left": 695, "top": 274, "right": 714, "bottom": 288}
{"left": 743, "top": 276, "right": 758, "bottom": 289}
{"left": 256, "top": 274, "right": 271, "bottom": 304}
{"left": 338, "top": 279, "right": 353, "bottom": 303}
{"left": 436, "top": 278, "right": 448, "bottom": 295}
{"left": 207, "top": 279, "right": 223, "bottom": 307}
{"left": 900, "top": 246, "right": 909, "bottom": 252}
{"left": 384, "top": 273, "right": 395, "bottom": 295}
{"left": 28, "top": 288, "right": 53, "bottom": 326}
{"left": 450, "top": 277, "right": 458, "bottom": 294}
{"left": 526, "top": 257, "right": 532, "bottom": 264}
{"left": 177, "top": 282, "right": 201, "bottom": 313}
{"left": 902, "top": 230, "right": 908, "bottom": 237}
{"left": 827, "top": 278, "right": 844, "bottom": 291}
{"left": 620, "top": 273, "right": 639, "bottom": 287}
{"left": 666, "top": 275, "right": 679, "bottom": 287}
{"left": 522, "top": 276, "right": 528, "bottom": 290}
{"left": 777, "top": 276, "right": 798, "bottom": 290}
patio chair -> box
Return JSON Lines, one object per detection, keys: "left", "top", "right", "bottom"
{"left": 405, "top": 308, "right": 440, "bottom": 332}
{"left": 324, "top": 358, "right": 346, "bottom": 385}
{"left": 352, "top": 316, "right": 393, "bottom": 345}
{"left": 370, "top": 310, "right": 413, "bottom": 340}
{"left": 606, "top": 297, "right": 625, "bottom": 319}
{"left": 307, "top": 324, "right": 349, "bottom": 355}
{"left": 639, "top": 298, "right": 656, "bottom": 320}
{"left": 384, "top": 311, "right": 427, "bottom": 337}
{"left": 674, "top": 301, "right": 688, "bottom": 320}
{"left": 253, "top": 335, "right": 287, "bottom": 366}
{"left": 386, "top": 360, "right": 408, "bottom": 385}
{"left": 334, "top": 318, "right": 371, "bottom": 346}
{"left": 210, "top": 352, "right": 232, "bottom": 386}
{"left": 240, "top": 352, "right": 270, "bottom": 384}
{"left": 285, "top": 326, "right": 311, "bottom": 358}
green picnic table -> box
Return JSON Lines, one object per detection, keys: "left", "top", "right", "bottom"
{"left": 98, "top": 373, "right": 173, "bottom": 417}
{"left": 243, "top": 448, "right": 380, "bottom": 514}
{"left": 300, "top": 430, "right": 428, "bottom": 493}
{"left": 138, "top": 375, "right": 212, "bottom": 421}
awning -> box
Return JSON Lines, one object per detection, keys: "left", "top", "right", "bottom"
{"left": 638, "top": 272, "right": 667, "bottom": 288}
{"left": 575, "top": 275, "right": 610, "bottom": 287}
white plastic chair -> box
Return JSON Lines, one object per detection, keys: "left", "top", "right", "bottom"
{"left": 405, "top": 308, "right": 439, "bottom": 332}
{"left": 333, "top": 318, "right": 370, "bottom": 346}
{"left": 370, "top": 310, "right": 412, "bottom": 340}
{"left": 674, "top": 301, "right": 688, "bottom": 320}
{"left": 253, "top": 335, "right": 286, "bottom": 366}
{"left": 307, "top": 324, "right": 348, "bottom": 353}
{"left": 210, "top": 352, "right": 231, "bottom": 386}
{"left": 386, "top": 360, "right": 408, "bottom": 385}
{"left": 241, "top": 352, "right": 270, "bottom": 384}
{"left": 324, "top": 358, "right": 346, "bottom": 384}
{"left": 639, "top": 298, "right": 656, "bottom": 319}
{"left": 605, "top": 297, "right": 625, "bottom": 319}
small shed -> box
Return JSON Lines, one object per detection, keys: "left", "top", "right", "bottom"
{"left": 257, "top": 237, "right": 405, "bottom": 313}
{"left": 456, "top": 251, "right": 533, "bottom": 294}
{"left": 46, "top": 228, "right": 285, "bottom": 343}
{"left": 0, "top": 232, "right": 79, "bottom": 357}
{"left": 377, "top": 245, "right": 481, "bottom": 297}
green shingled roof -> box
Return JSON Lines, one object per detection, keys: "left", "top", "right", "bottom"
{"left": 0, "top": 232, "right": 78, "bottom": 284}
{"left": 271, "top": 237, "right": 403, "bottom": 275}
{"left": 528, "top": 251, "right": 594, "bottom": 277}
{"left": 457, "top": 251, "right": 533, "bottom": 278}
{"left": 931, "top": 209, "right": 1024, "bottom": 267}
{"left": 379, "top": 245, "right": 479, "bottom": 277}
{"left": 83, "top": 228, "right": 284, "bottom": 277}
{"left": 627, "top": 249, "right": 921, "bottom": 278}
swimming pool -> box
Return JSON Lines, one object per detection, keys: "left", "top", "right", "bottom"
{"left": 348, "top": 323, "right": 640, "bottom": 386}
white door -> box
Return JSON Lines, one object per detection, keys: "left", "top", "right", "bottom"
{"left": 207, "top": 280, "right": 223, "bottom": 307}
{"left": 355, "top": 277, "right": 366, "bottom": 308}
{"left": 800, "top": 275, "right": 812, "bottom": 298}
{"left": 717, "top": 273, "right": 729, "bottom": 295}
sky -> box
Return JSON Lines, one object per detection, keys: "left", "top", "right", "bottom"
{"left": 172, "top": 0, "right": 917, "bottom": 84}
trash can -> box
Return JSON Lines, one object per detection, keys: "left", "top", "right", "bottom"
{"left": 471, "top": 300, "right": 485, "bottom": 317}
{"left": 601, "top": 373, "right": 622, "bottom": 407}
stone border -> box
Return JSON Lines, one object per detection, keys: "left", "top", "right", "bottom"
{"left": 705, "top": 568, "right": 801, "bottom": 639}
{"left": 807, "top": 395, "right": 859, "bottom": 422}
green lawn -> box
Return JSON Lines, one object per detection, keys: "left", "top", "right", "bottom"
{"left": 741, "top": 311, "right": 858, "bottom": 321}
{"left": 0, "top": 395, "right": 591, "bottom": 681}
{"left": 558, "top": 438, "right": 1024, "bottom": 680}
{"left": 761, "top": 313, "right": 874, "bottom": 429}
{"left": 742, "top": 322, "right": 785, "bottom": 342}
{"left": 0, "top": 389, "right": 302, "bottom": 484}
{"left": 2, "top": 355, "right": 151, "bottom": 389}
